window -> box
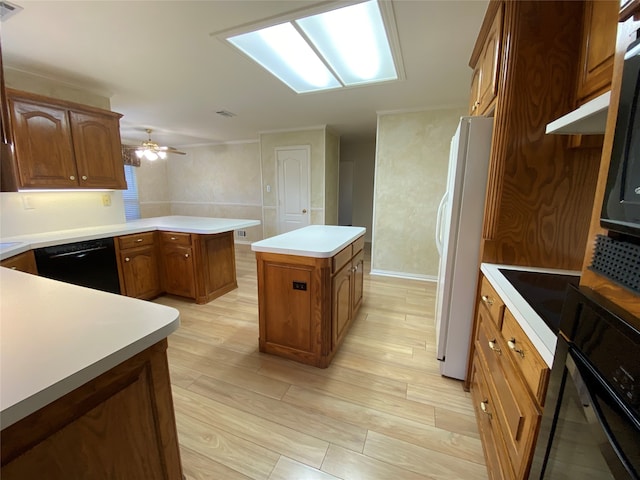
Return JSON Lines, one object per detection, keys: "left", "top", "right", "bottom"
{"left": 123, "top": 165, "right": 141, "bottom": 221}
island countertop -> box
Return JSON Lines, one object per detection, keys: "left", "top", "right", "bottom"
{"left": 251, "top": 225, "right": 366, "bottom": 258}
{"left": 0, "top": 268, "right": 180, "bottom": 429}
{"left": 0, "top": 215, "right": 261, "bottom": 260}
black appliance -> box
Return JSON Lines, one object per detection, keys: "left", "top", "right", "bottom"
{"left": 34, "top": 237, "right": 121, "bottom": 294}
{"left": 601, "top": 37, "right": 640, "bottom": 238}
{"left": 529, "top": 285, "right": 640, "bottom": 479}
{"left": 499, "top": 269, "right": 580, "bottom": 334}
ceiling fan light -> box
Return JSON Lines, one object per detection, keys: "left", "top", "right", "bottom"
{"left": 158, "top": 151, "right": 167, "bottom": 159}
{"left": 144, "top": 149, "right": 158, "bottom": 161}
{"left": 135, "top": 150, "right": 144, "bottom": 159}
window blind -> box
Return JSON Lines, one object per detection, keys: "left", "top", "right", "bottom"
{"left": 123, "top": 165, "right": 141, "bottom": 221}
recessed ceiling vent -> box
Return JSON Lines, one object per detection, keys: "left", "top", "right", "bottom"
{"left": 0, "top": 1, "right": 23, "bottom": 22}
{"left": 216, "top": 110, "right": 236, "bottom": 118}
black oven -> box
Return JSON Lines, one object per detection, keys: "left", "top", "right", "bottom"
{"left": 529, "top": 285, "right": 640, "bottom": 479}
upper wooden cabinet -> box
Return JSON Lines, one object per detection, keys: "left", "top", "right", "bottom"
{"left": 5, "top": 89, "right": 126, "bottom": 190}
{"left": 576, "top": 1, "right": 619, "bottom": 104}
{"left": 469, "top": 3, "right": 502, "bottom": 116}
{"left": 474, "top": 1, "right": 602, "bottom": 270}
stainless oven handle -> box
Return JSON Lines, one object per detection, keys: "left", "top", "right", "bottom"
{"left": 48, "top": 246, "right": 109, "bottom": 259}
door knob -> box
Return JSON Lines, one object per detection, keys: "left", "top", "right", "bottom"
{"left": 302, "top": 209, "right": 307, "bottom": 214}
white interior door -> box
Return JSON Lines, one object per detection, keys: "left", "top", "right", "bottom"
{"left": 277, "top": 146, "right": 310, "bottom": 234}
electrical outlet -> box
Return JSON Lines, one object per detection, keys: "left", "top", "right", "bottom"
{"left": 236, "top": 230, "right": 247, "bottom": 238}
{"left": 292, "top": 281, "right": 307, "bottom": 291}
{"left": 22, "top": 195, "right": 34, "bottom": 210}
{"left": 102, "top": 194, "right": 112, "bottom": 207}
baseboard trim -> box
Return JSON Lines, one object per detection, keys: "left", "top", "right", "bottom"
{"left": 369, "top": 269, "right": 437, "bottom": 282}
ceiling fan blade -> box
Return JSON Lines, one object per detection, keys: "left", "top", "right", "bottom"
{"left": 159, "top": 146, "right": 187, "bottom": 155}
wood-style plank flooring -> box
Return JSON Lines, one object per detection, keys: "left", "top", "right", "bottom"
{"left": 154, "top": 245, "right": 487, "bottom": 480}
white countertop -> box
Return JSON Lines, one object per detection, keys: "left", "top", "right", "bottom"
{"left": 481, "top": 263, "right": 581, "bottom": 367}
{"left": 251, "top": 225, "right": 366, "bottom": 258}
{"left": 0, "top": 268, "right": 180, "bottom": 429}
{"left": 0, "top": 215, "right": 261, "bottom": 260}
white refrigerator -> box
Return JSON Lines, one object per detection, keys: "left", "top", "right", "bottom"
{"left": 435, "top": 116, "right": 493, "bottom": 380}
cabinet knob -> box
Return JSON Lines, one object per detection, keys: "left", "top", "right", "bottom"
{"left": 136, "top": 238, "right": 143, "bottom": 242}
{"left": 488, "top": 339, "right": 501, "bottom": 355}
{"left": 507, "top": 338, "right": 525, "bottom": 358}
{"left": 171, "top": 237, "right": 177, "bottom": 240}
{"left": 10, "top": 266, "right": 17, "bottom": 270}
{"left": 125, "top": 257, "right": 130, "bottom": 262}
{"left": 184, "top": 253, "right": 190, "bottom": 258}
{"left": 481, "top": 295, "right": 494, "bottom": 306}
{"left": 81, "top": 175, "right": 88, "bottom": 180}
{"left": 69, "top": 175, "right": 75, "bottom": 180}
{"left": 480, "top": 400, "right": 492, "bottom": 419}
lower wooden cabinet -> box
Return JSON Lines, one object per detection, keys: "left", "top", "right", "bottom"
{"left": 115, "top": 232, "right": 161, "bottom": 300}
{"left": 160, "top": 232, "right": 196, "bottom": 299}
{"left": 0, "top": 339, "right": 183, "bottom": 479}
{"left": 0, "top": 250, "right": 38, "bottom": 275}
{"left": 471, "top": 274, "right": 548, "bottom": 480}
{"left": 256, "top": 236, "right": 365, "bottom": 368}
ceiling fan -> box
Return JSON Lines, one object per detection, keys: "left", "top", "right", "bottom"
{"left": 124, "top": 129, "right": 186, "bottom": 160}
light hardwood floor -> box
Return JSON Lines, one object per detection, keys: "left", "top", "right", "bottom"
{"left": 154, "top": 245, "right": 487, "bottom": 480}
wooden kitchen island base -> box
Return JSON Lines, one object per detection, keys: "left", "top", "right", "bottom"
{"left": 253, "top": 226, "right": 365, "bottom": 368}
{"left": 0, "top": 339, "right": 183, "bottom": 479}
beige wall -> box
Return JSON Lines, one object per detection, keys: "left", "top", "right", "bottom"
{"left": 259, "top": 127, "right": 327, "bottom": 238}
{"left": 324, "top": 130, "right": 340, "bottom": 226}
{"left": 136, "top": 142, "right": 263, "bottom": 243}
{"left": 340, "top": 139, "right": 376, "bottom": 242}
{"left": 372, "top": 107, "right": 466, "bottom": 280}
{"left": 4, "top": 68, "right": 111, "bottom": 109}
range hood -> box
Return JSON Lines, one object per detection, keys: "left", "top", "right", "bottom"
{"left": 545, "top": 91, "right": 610, "bottom": 135}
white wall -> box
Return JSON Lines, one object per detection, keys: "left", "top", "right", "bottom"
{"left": 0, "top": 191, "right": 125, "bottom": 238}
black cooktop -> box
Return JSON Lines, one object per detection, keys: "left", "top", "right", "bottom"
{"left": 498, "top": 269, "right": 580, "bottom": 334}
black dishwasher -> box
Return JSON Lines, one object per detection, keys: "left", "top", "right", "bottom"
{"left": 34, "top": 237, "right": 121, "bottom": 294}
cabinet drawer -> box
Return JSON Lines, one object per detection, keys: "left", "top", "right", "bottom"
{"left": 502, "top": 309, "right": 549, "bottom": 405}
{"left": 118, "top": 232, "right": 155, "bottom": 250}
{"left": 332, "top": 245, "right": 352, "bottom": 273}
{"left": 160, "top": 231, "right": 192, "bottom": 246}
{"left": 352, "top": 236, "right": 365, "bottom": 255}
{"left": 479, "top": 276, "right": 505, "bottom": 328}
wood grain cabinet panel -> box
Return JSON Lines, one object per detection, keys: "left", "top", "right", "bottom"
{"left": 0, "top": 251, "right": 38, "bottom": 275}
{"left": 576, "top": 0, "right": 619, "bottom": 103}
{"left": 0, "top": 339, "right": 183, "bottom": 480}
{"left": 6, "top": 89, "right": 125, "bottom": 191}
{"left": 161, "top": 242, "right": 196, "bottom": 299}
{"left": 471, "top": 275, "right": 546, "bottom": 480}
{"left": 256, "top": 236, "right": 365, "bottom": 368}
{"left": 116, "top": 232, "right": 161, "bottom": 301}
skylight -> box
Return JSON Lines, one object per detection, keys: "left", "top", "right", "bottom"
{"left": 225, "top": 0, "right": 400, "bottom": 94}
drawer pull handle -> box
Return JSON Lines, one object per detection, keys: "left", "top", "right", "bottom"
{"left": 81, "top": 175, "right": 88, "bottom": 181}
{"left": 125, "top": 257, "right": 131, "bottom": 262}
{"left": 480, "top": 400, "right": 492, "bottom": 418}
{"left": 69, "top": 175, "right": 76, "bottom": 181}
{"left": 171, "top": 237, "right": 177, "bottom": 240}
{"left": 136, "top": 238, "right": 143, "bottom": 243}
{"left": 481, "top": 295, "right": 494, "bottom": 306}
{"left": 488, "top": 339, "right": 501, "bottom": 355}
{"left": 10, "top": 266, "right": 17, "bottom": 270}
{"left": 508, "top": 338, "right": 525, "bottom": 358}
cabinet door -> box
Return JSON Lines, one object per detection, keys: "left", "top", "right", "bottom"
{"left": 477, "top": 3, "right": 502, "bottom": 115}
{"left": 69, "top": 110, "right": 126, "bottom": 189}
{"left": 469, "top": 67, "right": 482, "bottom": 115}
{"left": 576, "top": 1, "right": 618, "bottom": 103}
{"left": 120, "top": 246, "right": 161, "bottom": 300}
{"left": 162, "top": 245, "right": 196, "bottom": 298}
{"left": 9, "top": 99, "right": 78, "bottom": 188}
{"left": 332, "top": 263, "right": 352, "bottom": 350}
{"left": 351, "top": 250, "right": 364, "bottom": 314}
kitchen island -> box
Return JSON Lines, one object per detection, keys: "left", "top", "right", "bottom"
{"left": 0, "top": 268, "right": 182, "bottom": 479}
{"left": 252, "top": 225, "right": 366, "bottom": 368}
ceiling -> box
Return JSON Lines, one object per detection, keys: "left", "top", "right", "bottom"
{"left": 1, "top": 0, "right": 488, "bottom": 148}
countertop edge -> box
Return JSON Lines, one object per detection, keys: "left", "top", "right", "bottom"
{"left": 0, "top": 315, "right": 179, "bottom": 430}
{"left": 480, "top": 263, "right": 580, "bottom": 368}
{"left": 251, "top": 226, "right": 366, "bottom": 258}
{"left": 0, "top": 216, "right": 261, "bottom": 260}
